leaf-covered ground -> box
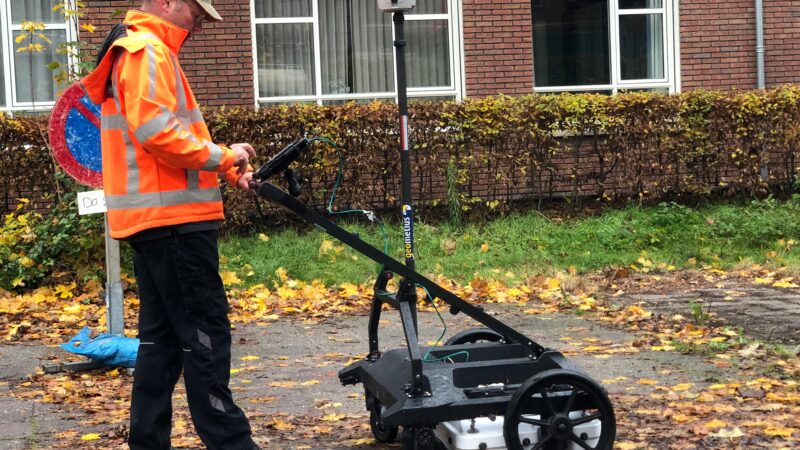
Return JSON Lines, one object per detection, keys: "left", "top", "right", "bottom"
{"left": 0, "top": 265, "right": 798, "bottom": 449}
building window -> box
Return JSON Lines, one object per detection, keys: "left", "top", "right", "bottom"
{"left": 0, "top": 1, "right": 72, "bottom": 111}
{"left": 532, "top": 0, "right": 675, "bottom": 93}
{"left": 251, "top": 0, "right": 462, "bottom": 106}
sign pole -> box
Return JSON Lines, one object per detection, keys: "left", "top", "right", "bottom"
{"left": 104, "top": 214, "right": 124, "bottom": 336}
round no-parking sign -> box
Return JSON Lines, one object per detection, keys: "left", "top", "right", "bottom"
{"left": 49, "top": 82, "right": 103, "bottom": 188}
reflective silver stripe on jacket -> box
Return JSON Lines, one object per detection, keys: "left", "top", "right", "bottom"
{"left": 170, "top": 53, "right": 204, "bottom": 131}
{"left": 110, "top": 57, "right": 140, "bottom": 195}
{"left": 202, "top": 141, "right": 224, "bottom": 171}
{"left": 145, "top": 44, "right": 157, "bottom": 100}
{"left": 167, "top": 53, "right": 217, "bottom": 178}
{"left": 133, "top": 108, "right": 179, "bottom": 144}
{"left": 105, "top": 187, "right": 222, "bottom": 210}
{"left": 102, "top": 114, "right": 128, "bottom": 131}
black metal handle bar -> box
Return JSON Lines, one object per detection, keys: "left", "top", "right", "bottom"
{"left": 253, "top": 138, "right": 311, "bottom": 182}
{"left": 251, "top": 180, "right": 547, "bottom": 358}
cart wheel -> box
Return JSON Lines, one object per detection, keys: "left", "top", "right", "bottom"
{"left": 503, "top": 369, "right": 615, "bottom": 450}
{"left": 367, "top": 394, "right": 398, "bottom": 443}
{"left": 402, "top": 427, "right": 446, "bottom": 450}
{"left": 444, "top": 327, "right": 505, "bottom": 345}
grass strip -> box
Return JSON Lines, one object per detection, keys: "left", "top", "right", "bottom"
{"left": 220, "top": 197, "right": 800, "bottom": 287}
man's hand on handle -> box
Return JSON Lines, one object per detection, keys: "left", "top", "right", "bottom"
{"left": 237, "top": 171, "right": 254, "bottom": 194}
{"left": 231, "top": 143, "right": 256, "bottom": 193}
{"left": 231, "top": 143, "right": 256, "bottom": 175}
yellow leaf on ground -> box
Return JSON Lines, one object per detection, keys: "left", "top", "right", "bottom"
{"left": 671, "top": 413, "right": 692, "bottom": 423}
{"left": 80, "top": 433, "right": 101, "bottom": 441}
{"left": 319, "top": 239, "right": 334, "bottom": 256}
{"left": 704, "top": 419, "right": 727, "bottom": 429}
{"left": 62, "top": 304, "right": 81, "bottom": 314}
{"left": 763, "top": 427, "right": 795, "bottom": 438}
{"left": 269, "top": 419, "right": 295, "bottom": 430}
{"left": 220, "top": 271, "right": 242, "bottom": 286}
{"left": 738, "top": 343, "right": 760, "bottom": 357}
{"left": 710, "top": 427, "right": 744, "bottom": 439}
{"left": 546, "top": 278, "right": 561, "bottom": 289}
{"left": 624, "top": 305, "right": 652, "bottom": 320}
{"left": 650, "top": 345, "right": 675, "bottom": 352}
{"left": 338, "top": 283, "right": 360, "bottom": 298}
{"left": 772, "top": 278, "right": 799, "bottom": 288}
{"left": 696, "top": 392, "right": 715, "bottom": 402}
{"left": 321, "top": 413, "right": 347, "bottom": 422}
{"left": 507, "top": 288, "right": 523, "bottom": 297}
{"left": 240, "top": 355, "right": 260, "bottom": 361}
{"left": 54, "top": 284, "right": 75, "bottom": 299}
{"left": 616, "top": 442, "right": 642, "bottom": 450}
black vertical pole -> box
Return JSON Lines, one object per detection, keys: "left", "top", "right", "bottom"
{"left": 394, "top": 11, "right": 418, "bottom": 332}
{"left": 394, "top": 9, "right": 428, "bottom": 397}
{"left": 345, "top": 0, "right": 355, "bottom": 90}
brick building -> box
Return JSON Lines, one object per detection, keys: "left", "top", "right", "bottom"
{"left": 0, "top": 1, "right": 798, "bottom": 112}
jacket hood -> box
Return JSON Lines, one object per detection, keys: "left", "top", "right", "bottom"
{"left": 80, "top": 10, "right": 190, "bottom": 104}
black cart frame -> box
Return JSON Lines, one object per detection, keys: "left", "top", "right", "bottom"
{"left": 250, "top": 7, "right": 615, "bottom": 450}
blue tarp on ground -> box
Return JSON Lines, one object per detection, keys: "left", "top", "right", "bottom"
{"left": 61, "top": 327, "right": 138, "bottom": 368}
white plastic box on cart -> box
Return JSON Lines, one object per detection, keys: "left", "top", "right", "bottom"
{"left": 434, "top": 412, "right": 601, "bottom": 450}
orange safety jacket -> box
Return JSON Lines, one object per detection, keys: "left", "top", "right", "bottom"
{"left": 81, "top": 10, "right": 243, "bottom": 239}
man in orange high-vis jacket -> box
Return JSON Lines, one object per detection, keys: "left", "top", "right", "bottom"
{"left": 81, "top": 1, "right": 260, "bottom": 449}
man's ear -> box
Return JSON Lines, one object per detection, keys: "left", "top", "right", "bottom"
{"left": 150, "top": 0, "right": 173, "bottom": 14}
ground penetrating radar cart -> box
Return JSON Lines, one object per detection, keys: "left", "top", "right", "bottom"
{"left": 250, "top": 2, "right": 616, "bottom": 449}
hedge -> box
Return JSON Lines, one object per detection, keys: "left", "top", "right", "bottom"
{"left": 3, "top": 88, "right": 800, "bottom": 234}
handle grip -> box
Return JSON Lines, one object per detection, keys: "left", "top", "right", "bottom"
{"left": 253, "top": 138, "right": 311, "bottom": 181}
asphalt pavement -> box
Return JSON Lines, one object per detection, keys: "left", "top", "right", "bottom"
{"left": 0, "top": 301, "right": 750, "bottom": 450}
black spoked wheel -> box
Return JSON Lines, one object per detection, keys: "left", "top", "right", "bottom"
{"left": 444, "top": 327, "right": 505, "bottom": 345}
{"left": 367, "top": 394, "right": 398, "bottom": 443}
{"left": 503, "top": 369, "right": 615, "bottom": 450}
{"left": 402, "top": 427, "right": 446, "bottom": 450}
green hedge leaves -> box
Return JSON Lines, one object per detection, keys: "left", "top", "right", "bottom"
{"left": 1, "top": 88, "right": 800, "bottom": 286}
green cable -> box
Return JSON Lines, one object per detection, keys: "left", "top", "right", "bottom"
{"left": 308, "top": 137, "right": 466, "bottom": 362}
{"left": 421, "top": 285, "right": 470, "bottom": 363}
{"left": 309, "top": 136, "right": 390, "bottom": 260}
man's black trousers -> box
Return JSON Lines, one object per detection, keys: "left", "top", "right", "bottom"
{"left": 128, "top": 229, "right": 257, "bottom": 450}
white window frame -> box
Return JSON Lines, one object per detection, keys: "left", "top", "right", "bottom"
{"left": 250, "top": 0, "right": 464, "bottom": 106}
{"left": 0, "top": 0, "right": 75, "bottom": 112}
{"left": 533, "top": 0, "right": 679, "bottom": 94}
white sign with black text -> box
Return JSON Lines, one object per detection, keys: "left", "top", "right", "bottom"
{"left": 77, "top": 190, "right": 107, "bottom": 215}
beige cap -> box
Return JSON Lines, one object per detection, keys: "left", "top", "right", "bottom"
{"left": 194, "top": 0, "right": 223, "bottom": 22}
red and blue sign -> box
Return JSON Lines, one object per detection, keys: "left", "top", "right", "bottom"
{"left": 49, "top": 82, "right": 103, "bottom": 188}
